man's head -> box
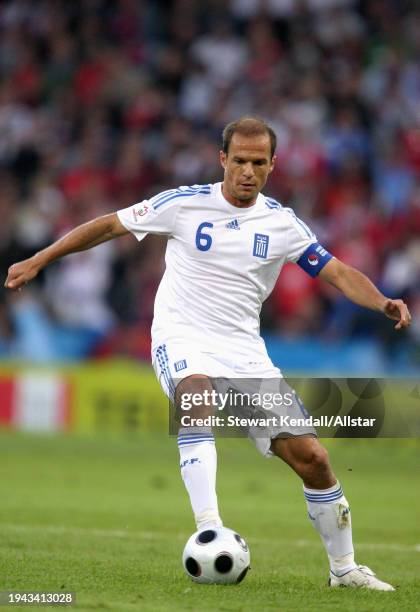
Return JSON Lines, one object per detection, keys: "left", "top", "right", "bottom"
{"left": 220, "top": 117, "right": 277, "bottom": 206}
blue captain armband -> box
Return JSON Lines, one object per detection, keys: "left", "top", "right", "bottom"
{"left": 296, "top": 242, "right": 333, "bottom": 277}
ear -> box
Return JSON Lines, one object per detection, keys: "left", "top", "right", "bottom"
{"left": 220, "top": 150, "right": 227, "bottom": 170}
{"left": 269, "top": 155, "right": 276, "bottom": 173}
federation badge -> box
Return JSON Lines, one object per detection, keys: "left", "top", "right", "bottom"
{"left": 253, "top": 233, "right": 269, "bottom": 259}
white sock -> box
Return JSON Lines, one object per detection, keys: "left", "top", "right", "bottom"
{"left": 304, "top": 482, "right": 357, "bottom": 576}
{"left": 178, "top": 427, "right": 222, "bottom": 531}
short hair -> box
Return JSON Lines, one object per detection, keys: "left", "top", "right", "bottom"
{"left": 222, "top": 117, "right": 277, "bottom": 158}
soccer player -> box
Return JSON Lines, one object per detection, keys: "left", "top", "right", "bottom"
{"left": 5, "top": 117, "right": 411, "bottom": 590}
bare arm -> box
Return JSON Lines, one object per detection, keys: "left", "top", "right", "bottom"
{"left": 319, "top": 258, "right": 412, "bottom": 330}
{"left": 4, "top": 213, "right": 129, "bottom": 291}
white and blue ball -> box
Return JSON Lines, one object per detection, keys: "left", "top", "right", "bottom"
{"left": 182, "top": 526, "right": 250, "bottom": 584}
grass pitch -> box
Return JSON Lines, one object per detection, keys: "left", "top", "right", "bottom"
{"left": 0, "top": 432, "right": 419, "bottom": 611}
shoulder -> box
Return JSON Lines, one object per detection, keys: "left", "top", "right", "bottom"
{"left": 282, "top": 207, "right": 316, "bottom": 240}
{"left": 262, "top": 196, "right": 298, "bottom": 222}
{"left": 263, "top": 196, "right": 283, "bottom": 211}
{"left": 148, "top": 184, "right": 213, "bottom": 211}
{"left": 262, "top": 194, "right": 316, "bottom": 239}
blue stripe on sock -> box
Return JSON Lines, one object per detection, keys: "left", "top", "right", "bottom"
{"left": 178, "top": 437, "right": 215, "bottom": 443}
{"left": 178, "top": 432, "right": 215, "bottom": 438}
{"left": 305, "top": 494, "right": 343, "bottom": 503}
{"left": 178, "top": 439, "right": 215, "bottom": 447}
{"left": 178, "top": 436, "right": 215, "bottom": 443}
{"left": 178, "top": 433, "right": 215, "bottom": 438}
{"left": 305, "top": 489, "right": 343, "bottom": 500}
{"left": 304, "top": 488, "right": 343, "bottom": 503}
{"left": 304, "top": 487, "right": 343, "bottom": 498}
{"left": 304, "top": 486, "right": 343, "bottom": 496}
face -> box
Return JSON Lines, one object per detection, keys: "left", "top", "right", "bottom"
{"left": 220, "top": 132, "right": 276, "bottom": 206}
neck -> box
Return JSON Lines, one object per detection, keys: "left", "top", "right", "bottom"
{"left": 221, "top": 183, "right": 257, "bottom": 208}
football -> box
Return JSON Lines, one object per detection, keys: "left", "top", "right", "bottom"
{"left": 182, "top": 526, "right": 251, "bottom": 584}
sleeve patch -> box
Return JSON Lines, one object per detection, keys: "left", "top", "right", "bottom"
{"left": 132, "top": 204, "right": 150, "bottom": 222}
{"left": 297, "top": 242, "right": 332, "bottom": 277}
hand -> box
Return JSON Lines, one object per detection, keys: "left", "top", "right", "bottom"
{"left": 383, "top": 298, "right": 411, "bottom": 330}
{"left": 4, "top": 257, "right": 40, "bottom": 291}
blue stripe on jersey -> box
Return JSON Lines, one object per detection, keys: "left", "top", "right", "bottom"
{"left": 149, "top": 188, "right": 178, "bottom": 207}
{"left": 265, "top": 197, "right": 281, "bottom": 209}
{"left": 150, "top": 185, "right": 210, "bottom": 206}
{"left": 150, "top": 188, "right": 193, "bottom": 208}
{"left": 284, "top": 207, "right": 315, "bottom": 239}
{"left": 151, "top": 185, "right": 211, "bottom": 210}
{"left": 150, "top": 187, "right": 201, "bottom": 207}
{"left": 154, "top": 189, "right": 210, "bottom": 210}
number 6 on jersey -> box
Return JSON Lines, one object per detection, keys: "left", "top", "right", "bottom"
{"left": 195, "top": 222, "right": 214, "bottom": 251}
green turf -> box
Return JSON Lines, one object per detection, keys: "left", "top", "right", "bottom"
{"left": 0, "top": 432, "right": 419, "bottom": 611}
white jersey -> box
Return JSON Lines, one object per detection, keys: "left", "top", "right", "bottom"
{"left": 117, "top": 182, "right": 332, "bottom": 360}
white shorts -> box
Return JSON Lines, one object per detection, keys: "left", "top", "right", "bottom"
{"left": 152, "top": 342, "right": 316, "bottom": 457}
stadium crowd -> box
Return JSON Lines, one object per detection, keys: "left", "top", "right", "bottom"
{"left": 0, "top": 0, "right": 418, "bottom": 367}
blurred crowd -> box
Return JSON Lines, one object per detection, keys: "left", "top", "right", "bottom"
{"left": 0, "top": 0, "right": 418, "bottom": 366}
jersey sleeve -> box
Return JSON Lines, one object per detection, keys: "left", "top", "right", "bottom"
{"left": 285, "top": 209, "right": 333, "bottom": 277}
{"left": 117, "top": 191, "right": 180, "bottom": 242}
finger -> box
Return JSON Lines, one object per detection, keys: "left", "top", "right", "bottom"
{"left": 395, "top": 308, "right": 411, "bottom": 329}
{"left": 4, "top": 274, "right": 13, "bottom": 287}
{"left": 386, "top": 307, "right": 400, "bottom": 321}
{"left": 388, "top": 301, "right": 410, "bottom": 323}
{"left": 385, "top": 300, "right": 399, "bottom": 317}
{"left": 6, "top": 277, "right": 23, "bottom": 290}
{"left": 384, "top": 298, "right": 393, "bottom": 309}
{"left": 399, "top": 305, "right": 411, "bottom": 326}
